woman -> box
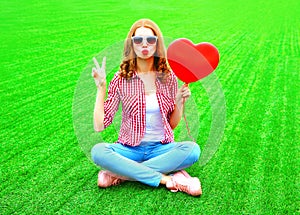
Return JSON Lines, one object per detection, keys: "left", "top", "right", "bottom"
{"left": 91, "top": 19, "right": 202, "bottom": 196}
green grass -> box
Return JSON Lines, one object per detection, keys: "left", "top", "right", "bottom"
{"left": 1, "top": 0, "right": 299, "bottom": 214}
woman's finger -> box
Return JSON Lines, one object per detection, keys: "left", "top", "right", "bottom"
{"left": 93, "top": 57, "right": 101, "bottom": 71}
{"left": 92, "top": 67, "right": 98, "bottom": 78}
{"left": 182, "top": 93, "right": 191, "bottom": 98}
{"left": 181, "top": 87, "right": 191, "bottom": 98}
{"left": 101, "top": 56, "right": 106, "bottom": 71}
{"left": 180, "top": 83, "right": 189, "bottom": 90}
{"left": 181, "top": 87, "right": 190, "bottom": 94}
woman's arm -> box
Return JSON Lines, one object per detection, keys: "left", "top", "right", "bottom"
{"left": 93, "top": 85, "right": 106, "bottom": 131}
{"left": 169, "top": 84, "right": 191, "bottom": 129}
{"left": 92, "top": 57, "right": 107, "bottom": 132}
{"left": 169, "top": 103, "right": 184, "bottom": 129}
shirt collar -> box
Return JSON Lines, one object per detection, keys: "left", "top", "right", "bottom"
{"left": 131, "top": 70, "right": 139, "bottom": 79}
{"left": 132, "top": 70, "right": 160, "bottom": 80}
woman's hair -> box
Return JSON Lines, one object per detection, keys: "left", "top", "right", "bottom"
{"left": 119, "top": 19, "right": 170, "bottom": 82}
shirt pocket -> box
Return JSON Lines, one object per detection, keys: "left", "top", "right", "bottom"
{"left": 158, "top": 93, "right": 175, "bottom": 115}
{"left": 121, "top": 94, "right": 140, "bottom": 116}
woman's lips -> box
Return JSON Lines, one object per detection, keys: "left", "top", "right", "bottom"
{"left": 142, "top": 49, "right": 149, "bottom": 55}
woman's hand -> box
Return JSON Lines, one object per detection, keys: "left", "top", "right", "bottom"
{"left": 92, "top": 57, "right": 107, "bottom": 89}
{"left": 170, "top": 84, "right": 191, "bottom": 129}
{"left": 92, "top": 56, "right": 107, "bottom": 132}
{"left": 175, "top": 84, "right": 191, "bottom": 107}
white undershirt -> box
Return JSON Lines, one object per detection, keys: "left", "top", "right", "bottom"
{"left": 141, "top": 93, "right": 165, "bottom": 142}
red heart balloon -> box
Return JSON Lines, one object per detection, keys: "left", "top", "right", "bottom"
{"left": 167, "top": 38, "right": 220, "bottom": 83}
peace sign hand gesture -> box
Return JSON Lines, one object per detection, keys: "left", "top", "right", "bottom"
{"left": 92, "top": 57, "right": 106, "bottom": 89}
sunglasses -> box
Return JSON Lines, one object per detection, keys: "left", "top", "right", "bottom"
{"left": 131, "top": 36, "right": 158, "bottom": 45}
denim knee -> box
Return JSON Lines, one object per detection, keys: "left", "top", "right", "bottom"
{"left": 186, "top": 141, "right": 201, "bottom": 163}
{"left": 91, "top": 143, "right": 108, "bottom": 166}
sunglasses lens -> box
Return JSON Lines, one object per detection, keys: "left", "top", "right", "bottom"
{"left": 133, "top": 36, "right": 143, "bottom": 44}
{"left": 147, "top": 36, "right": 157, "bottom": 44}
{"left": 132, "top": 36, "right": 157, "bottom": 45}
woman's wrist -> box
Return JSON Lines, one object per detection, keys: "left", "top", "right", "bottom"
{"left": 175, "top": 97, "right": 184, "bottom": 108}
{"left": 96, "top": 81, "right": 106, "bottom": 90}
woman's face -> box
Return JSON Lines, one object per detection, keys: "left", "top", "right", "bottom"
{"left": 132, "top": 27, "right": 157, "bottom": 60}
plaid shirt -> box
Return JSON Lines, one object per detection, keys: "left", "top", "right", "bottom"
{"left": 103, "top": 71, "right": 178, "bottom": 146}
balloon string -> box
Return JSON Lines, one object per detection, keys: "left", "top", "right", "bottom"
{"left": 182, "top": 97, "right": 196, "bottom": 143}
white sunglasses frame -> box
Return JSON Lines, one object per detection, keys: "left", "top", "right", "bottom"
{"left": 131, "top": 36, "right": 158, "bottom": 45}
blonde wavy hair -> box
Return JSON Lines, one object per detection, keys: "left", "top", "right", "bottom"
{"left": 119, "top": 19, "right": 170, "bottom": 82}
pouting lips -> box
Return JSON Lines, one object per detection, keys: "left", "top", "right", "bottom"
{"left": 142, "top": 50, "right": 149, "bottom": 55}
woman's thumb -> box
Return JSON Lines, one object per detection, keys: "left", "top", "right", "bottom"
{"left": 92, "top": 68, "right": 98, "bottom": 78}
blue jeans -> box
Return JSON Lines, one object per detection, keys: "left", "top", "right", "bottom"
{"left": 91, "top": 141, "right": 200, "bottom": 187}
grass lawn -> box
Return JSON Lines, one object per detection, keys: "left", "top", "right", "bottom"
{"left": 0, "top": 0, "right": 299, "bottom": 214}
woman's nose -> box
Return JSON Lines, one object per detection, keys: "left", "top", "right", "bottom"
{"left": 142, "top": 39, "right": 148, "bottom": 47}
